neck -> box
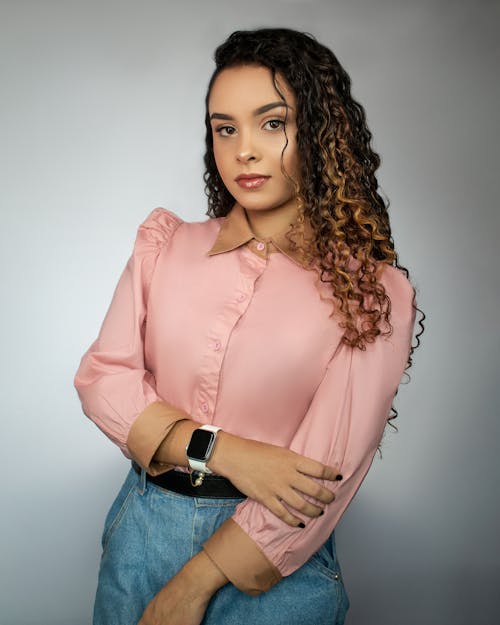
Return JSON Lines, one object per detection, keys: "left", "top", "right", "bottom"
{"left": 242, "top": 202, "right": 299, "bottom": 239}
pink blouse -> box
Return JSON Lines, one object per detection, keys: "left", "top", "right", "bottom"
{"left": 75, "top": 204, "right": 415, "bottom": 595}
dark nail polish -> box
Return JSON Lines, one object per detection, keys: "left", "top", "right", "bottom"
{"left": 336, "top": 474, "right": 343, "bottom": 481}
{"left": 298, "top": 522, "right": 305, "bottom": 528}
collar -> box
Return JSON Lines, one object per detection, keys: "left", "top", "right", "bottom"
{"left": 207, "top": 203, "right": 314, "bottom": 269}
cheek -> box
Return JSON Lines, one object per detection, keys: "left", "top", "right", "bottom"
{"left": 213, "top": 144, "right": 229, "bottom": 178}
{"left": 283, "top": 142, "right": 300, "bottom": 180}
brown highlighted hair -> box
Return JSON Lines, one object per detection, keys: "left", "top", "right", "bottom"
{"left": 203, "top": 28, "right": 424, "bottom": 414}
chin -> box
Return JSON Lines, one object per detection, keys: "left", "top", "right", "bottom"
{"left": 234, "top": 195, "right": 288, "bottom": 213}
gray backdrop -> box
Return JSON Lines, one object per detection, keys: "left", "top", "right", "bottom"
{"left": 1, "top": 1, "right": 499, "bottom": 624}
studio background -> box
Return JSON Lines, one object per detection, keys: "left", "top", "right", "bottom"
{"left": 1, "top": 1, "right": 499, "bottom": 624}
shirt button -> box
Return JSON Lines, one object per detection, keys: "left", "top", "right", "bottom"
{"left": 255, "top": 241, "right": 265, "bottom": 251}
{"left": 201, "top": 402, "right": 209, "bottom": 413}
{"left": 213, "top": 340, "right": 221, "bottom": 351}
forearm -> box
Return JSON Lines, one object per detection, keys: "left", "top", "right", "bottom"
{"left": 139, "top": 550, "right": 228, "bottom": 625}
{"left": 155, "top": 424, "right": 336, "bottom": 522}
{"left": 153, "top": 423, "right": 340, "bottom": 597}
{"left": 153, "top": 419, "right": 201, "bottom": 467}
{"left": 153, "top": 420, "right": 236, "bottom": 472}
{"left": 181, "top": 550, "right": 229, "bottom": 598}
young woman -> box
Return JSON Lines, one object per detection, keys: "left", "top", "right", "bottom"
{"left": 75, "top": 28, "right": 421, "bottom": 625}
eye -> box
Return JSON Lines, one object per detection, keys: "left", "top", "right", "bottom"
{"left": 263, "top": 119, "right": 285, "bottom": 131}
{"left": 215, "top": 125, "right": 237, "bottom": 137}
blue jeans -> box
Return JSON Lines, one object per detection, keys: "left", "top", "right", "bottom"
{"left": 93, "top": 467, "right": 349, "bottom": 625}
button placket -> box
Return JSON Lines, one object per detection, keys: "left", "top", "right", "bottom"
{"left": 195, "top": 247, "right": 265, "bottom": 421}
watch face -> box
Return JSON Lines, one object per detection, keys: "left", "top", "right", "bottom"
{"left": 186, "top": 429, "right": 215, "bottom": 461}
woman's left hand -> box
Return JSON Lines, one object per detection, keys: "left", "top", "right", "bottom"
{"left": 138, "top": 551, "right": 228, "bottom": 625}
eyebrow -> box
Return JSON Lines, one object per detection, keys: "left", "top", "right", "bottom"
{"left": 210, "top": 101, "right": 291, "bottom": 121}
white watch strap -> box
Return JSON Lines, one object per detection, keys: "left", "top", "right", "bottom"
{"left": 187, "top": 459, "right": 211, "bottom": 473}
{"left": 200, "top": 424, "right": 222, "bottom": 434}
{"left": 187, "top": 425, "right": 221, "bottom": 474}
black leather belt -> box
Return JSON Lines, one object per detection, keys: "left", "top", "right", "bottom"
{"left": 132, "top": 462, "right": 246, "bottom": 499}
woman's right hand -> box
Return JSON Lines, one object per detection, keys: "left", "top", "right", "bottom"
{"left": 208, "top": 432, "right": 341, "bottom": 527}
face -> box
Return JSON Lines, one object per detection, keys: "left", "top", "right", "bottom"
{"left": 208, "top": 64, "right": 300, "bottom": 219}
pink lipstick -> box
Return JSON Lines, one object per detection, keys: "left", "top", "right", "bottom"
{"left": 235, "top": 174, "right": 270, "bottom": 189}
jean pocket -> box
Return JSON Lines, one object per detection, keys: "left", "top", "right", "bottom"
{"left": 304, "top": 538, "right": 350, "bottom": 623}
{"left": 305, "top": 539, "right": 343, "bottom": 583}
{"left": 101, "top": 469, "right": 138, "bottom": 550}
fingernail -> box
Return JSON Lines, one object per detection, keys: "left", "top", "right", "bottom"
{"left": 336, "top": 474, "right": 343, "bottom": 481}
{"left": 298, "top": 522, "right": 305, "bottom": 528}
{"left": 319, "top": 510, "right": 324, "bottom": 516}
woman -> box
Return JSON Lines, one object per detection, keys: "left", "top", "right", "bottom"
{"left": 75, "top": 28, "right": 421, "bottom": 625}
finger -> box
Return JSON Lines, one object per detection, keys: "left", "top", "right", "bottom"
{"left": 265, "top": 496, "right": 307, "bottom": 528}
{"left": 296, "top": 458, "right": 342, "bottom": 482}
{"left": 282, "top": 487, "right": 325, "bottom": 518}
{"left": 292, "top": 473, "right": 336, "bottom": 505}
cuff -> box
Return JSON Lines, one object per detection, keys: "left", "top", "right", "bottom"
{"left": 127, "top": 401, "right": 190, "bottom": 475}
{"left": 203, "top": 518, "right": 282, "bottom": 596}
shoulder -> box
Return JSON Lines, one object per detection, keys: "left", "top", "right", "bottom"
{"left": 135, "top": 207, "right": 222, "bottom": 255}
{"left": 379, "top": 264, "right": 413, "bottom": 300}
{"left": 137, "top": 207, "right": 184, "bottom": 248}
{"left": 378, "top": 264, "right": 416, "bottom": 328}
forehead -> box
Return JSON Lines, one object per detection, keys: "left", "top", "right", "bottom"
{"left": 208, "top": 64, "right": 295, "bottom": 113}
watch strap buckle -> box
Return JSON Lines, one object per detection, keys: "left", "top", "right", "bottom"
{"left": 189, "top": 470, "right": 206, "bottom": 487}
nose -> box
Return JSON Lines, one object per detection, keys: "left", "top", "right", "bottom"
{"left": 236, "top": 150, "right": 256, "bottom": 163}
{"left": 236, "top": 131, "right": 260, "bottom": 163}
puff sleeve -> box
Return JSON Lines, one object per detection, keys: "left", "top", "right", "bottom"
{"left": 203, "top": 266, "right": 416, "bottom": 595}
{"left": 74, "top": 208, "right": 190, "bottom": 474}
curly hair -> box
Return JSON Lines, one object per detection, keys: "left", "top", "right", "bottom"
{"left": 203, "top": 28, "right": 424, "bottom": 418}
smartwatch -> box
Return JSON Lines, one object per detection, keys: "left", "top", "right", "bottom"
{"left": 186, "top": 425, "right": 222, "bottom": 474}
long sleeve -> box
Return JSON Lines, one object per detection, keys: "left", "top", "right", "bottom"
{"left": 203, "top": 265, "right": 416, "bottom": 594}
{"left": 74, "top": 208, "right": 190, "bottom": 474}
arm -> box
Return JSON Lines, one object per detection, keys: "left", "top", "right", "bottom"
{"left": 153, "top": 420, "right": 340, "bottom": 525}
{"left": 138, "top": 424, "right": 342, "bottom": 625}
{"left": 75, "top": 206, "right": 340, "bottom": 502}
{"left": 74, "top": 208, "right": 192, "bottom": 473}
{"left": 138, "top": 551, "right": 227, "bottom": 625}
{"left": 76, "top": 208, "right": 343, "bottom": 622}
{"left": 201, "top": 266, "right": 416, "bottom": 595}
{"left": 140, "top": 265, "right": 415, "bottom": 622}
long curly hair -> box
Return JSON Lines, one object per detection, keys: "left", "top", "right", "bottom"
{"left": 203, "top": 28, "right": 424, "bottom": 413}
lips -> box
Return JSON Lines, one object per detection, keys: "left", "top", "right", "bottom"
{"left": 235, "top": 174, "right": 270, "bottom": 189}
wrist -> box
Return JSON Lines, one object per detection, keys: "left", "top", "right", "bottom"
{"left": 154, "top": 420, "right": 200, "bottom": 467}
{"left": 186, "top": 425, "right": 222, "bottom": 475}
{"left": 180, "top": 550, "right": 228, "bottom": 600}
{"left": 206, "top": 430, "right": 235, "bottom": 476}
